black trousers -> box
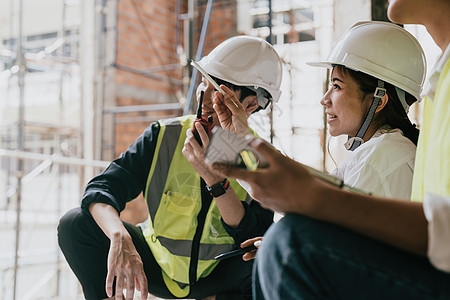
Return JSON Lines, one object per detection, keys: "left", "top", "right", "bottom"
{"left": 57, "top": 208, "right": 252, "bottom": 300}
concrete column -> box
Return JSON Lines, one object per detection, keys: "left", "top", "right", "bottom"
{"left": 333, "top": 0, "right": 371, "bottom": 40}
{"left": 101, "top": 0, "right": 117, "bottom": 160}
{"left": 80, "top": 0, "right": 96, "bottom": 181}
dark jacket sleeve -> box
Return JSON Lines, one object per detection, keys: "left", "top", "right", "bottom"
{"left": 221, "top": 199, "right": 274, "bottom": 244}
{"left": 80, "top": 122, "right": 160, "bottom": 214}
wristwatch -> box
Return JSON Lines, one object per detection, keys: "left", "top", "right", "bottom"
{"left": 206, "top": 178, "right": 230, "bottom": 197}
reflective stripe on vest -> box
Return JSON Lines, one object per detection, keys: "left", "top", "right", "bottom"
{"left": 146, "top": 118, "right": 182, "bottom": 220}
{"left": 143, "top": 115, "right": 250, "bottom": 296}
{"left": 157, "top": 236, "right": 236, "bottom": 260}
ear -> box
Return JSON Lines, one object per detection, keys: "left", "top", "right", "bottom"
{"left": 242, "top": 95, "right": 259, "bottom": 116}
{"left": 375, "top": 93, "right": 388, "bottom": 113}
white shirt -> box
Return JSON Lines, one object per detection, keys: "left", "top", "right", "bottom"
{"left": 421, "top": 43, "right": 450, "bottom": 272}
{"left": 332, "top": 129, "right": 416, "bottom": 199}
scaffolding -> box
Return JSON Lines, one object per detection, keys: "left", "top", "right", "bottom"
{"left": 0, "top": 0, "right": 97, "bottom": 298}
{"left": 0, "top": 0, "right": 223, "bottom": 297}
{"left": 0, "top": 0, "right": 335, "bottom": 298}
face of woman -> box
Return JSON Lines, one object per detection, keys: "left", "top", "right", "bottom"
{"left": 320, "top": 67, "right": 371, "bottom": 137}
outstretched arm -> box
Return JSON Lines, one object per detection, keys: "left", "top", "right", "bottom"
{"left": 213, "top": 138, "right": 428, "bottom": 256}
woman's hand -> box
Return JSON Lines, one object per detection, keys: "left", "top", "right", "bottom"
{"left": 241, "top": 237, "right": 263, "bottom": 261}
{"left": 213, "top": 85, "right": 251, "bottom": 136}
{"left": 182, "top": 123, "right": 224, "bottom": 186}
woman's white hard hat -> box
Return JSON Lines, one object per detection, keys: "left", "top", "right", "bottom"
{"left": 307, "top": 21, "right": 426, "bottom": 101}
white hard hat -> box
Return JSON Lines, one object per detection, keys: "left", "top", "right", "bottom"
{"left": 308, "top": 21, "right": 426, "bottom": 101}
{"left": 197, "top": 35, "right": 282, "bottom": 108}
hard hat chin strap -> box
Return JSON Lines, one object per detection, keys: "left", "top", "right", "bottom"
{"left": 395, "top": 86, "right": 409, "bottom": 113}
{"left": 345, "top": 79, "right": 386, "bottom": 151}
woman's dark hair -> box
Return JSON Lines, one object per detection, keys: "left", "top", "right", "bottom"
{"left": 335, "top": 65, "right": 419, "bottom": 145}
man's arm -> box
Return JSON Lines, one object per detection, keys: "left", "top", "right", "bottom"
{"left": 214, "top": 139, "right": 428, "bottom": 256}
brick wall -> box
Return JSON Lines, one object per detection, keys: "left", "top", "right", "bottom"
{"left": 114, "top": 0, "right": 237, "bottom": 224}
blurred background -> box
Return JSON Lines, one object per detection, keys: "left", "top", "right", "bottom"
{"left": 0, "top": 0, "right": 442, "bottom": 299}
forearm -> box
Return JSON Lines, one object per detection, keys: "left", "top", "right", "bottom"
{"left": 200, "top": 169, "right": 246, "bottom": 228}
{"left": 89, "top": 202, "right": 129, "bottom": 240}
{"left": 301, "top": 179, "right": 428, "bottom": 256}
{"left": 213, "top": 188, "right": 246, "bottom": 228}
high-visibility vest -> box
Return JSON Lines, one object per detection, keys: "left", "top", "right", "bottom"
{"left": 411, "top": 58, "right": 450, "bottom": 201}
{"left": 142, "top": 115, "right": 250, "bottom": 297}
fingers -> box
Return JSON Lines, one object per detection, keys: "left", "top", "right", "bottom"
{"left": 249, "top": 139, "right": 279, "bottom": 165}
{"left": 183, "top": 128, "right": 205, "bottom": 159}
{"left": 182, "top": 137, "right": 194, "bottom": 161}
{"left": 213, "top": 90, "right": 224, "bottom": 106}
{"left": 241, "top": 237, "right": 263, "bottom": 261}
{"left": 240, "top": 239, "right": 253, "bottom": 248}
{"left": 185, "top": 125, "right": 207, "bottom": 149}
{"left": 220, "top": 85, "right": 243, "bottom": 112}
{"left": 243, "top": 251, "right": 257, "bottom": 261}
{"left": 115, "top": 273, "right": 124, "bottom": 300}
{"left": 125, "top": 276, "right": 135, "bottom": 300}
{"left": 213, "top": 93, "right": 232, "bottom": 125}
{"left": 113, "top": 265, "right": 147, "bottom": 300}
{"left": 136, "top": 273, "right": 148, "bottom": 300}
{"left": 240, "top": 236, "right": 262, "bottom": 248}
{"left": 211, "top": 163, "right": 252, "bottom": 181}
{"left": 195, "top": 122, "right": 209, "bottom": 148}
{"left": 105, "top": 270, "right": 114, "bottom": 298}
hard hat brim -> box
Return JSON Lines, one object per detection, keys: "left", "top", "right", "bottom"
{"left": 306, "top": 61, "right": 331, "bottom": 68}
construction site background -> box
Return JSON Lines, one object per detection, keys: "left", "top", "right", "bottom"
{"left": 0, "top": 0, "right": 441, "bottom": 299}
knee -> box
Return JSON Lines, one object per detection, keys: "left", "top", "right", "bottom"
{"left": 258, "top": 214, "right": 328, "bottom": 264}
{"left": 261, "top": 214, "right": 311, "bottom": 247}
{"left": 58, "top": 207, "right": 82, "bottom": 233}
{"left": 57, "top": 207, "right": 85, "bottom": 249}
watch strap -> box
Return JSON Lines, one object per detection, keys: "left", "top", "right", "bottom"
{"left": 205, "top": 178, "right": 230, "bottom": 197}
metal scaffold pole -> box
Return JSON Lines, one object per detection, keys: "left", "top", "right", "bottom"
{"left": 268, "top": 0, "right": 274, "bottom": 144}
{"left": 13, "top": 0, "right": 25, "bottom": 299}
{"left": 183, "top": 0, "right": 215, "bottom": 115}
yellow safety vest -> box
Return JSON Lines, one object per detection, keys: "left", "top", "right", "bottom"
{"left": 142, "top": 115, "right": 250, "bottom": 297}
{"left": 411, "top": 58, "right": 450, "bottom": 201}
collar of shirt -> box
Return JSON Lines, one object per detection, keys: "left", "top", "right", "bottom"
{"left": 422, "top": 43, "right": 450, "bottom": 102}
{"left": 371, "top": 125, "right": 398, "bottom": 139}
